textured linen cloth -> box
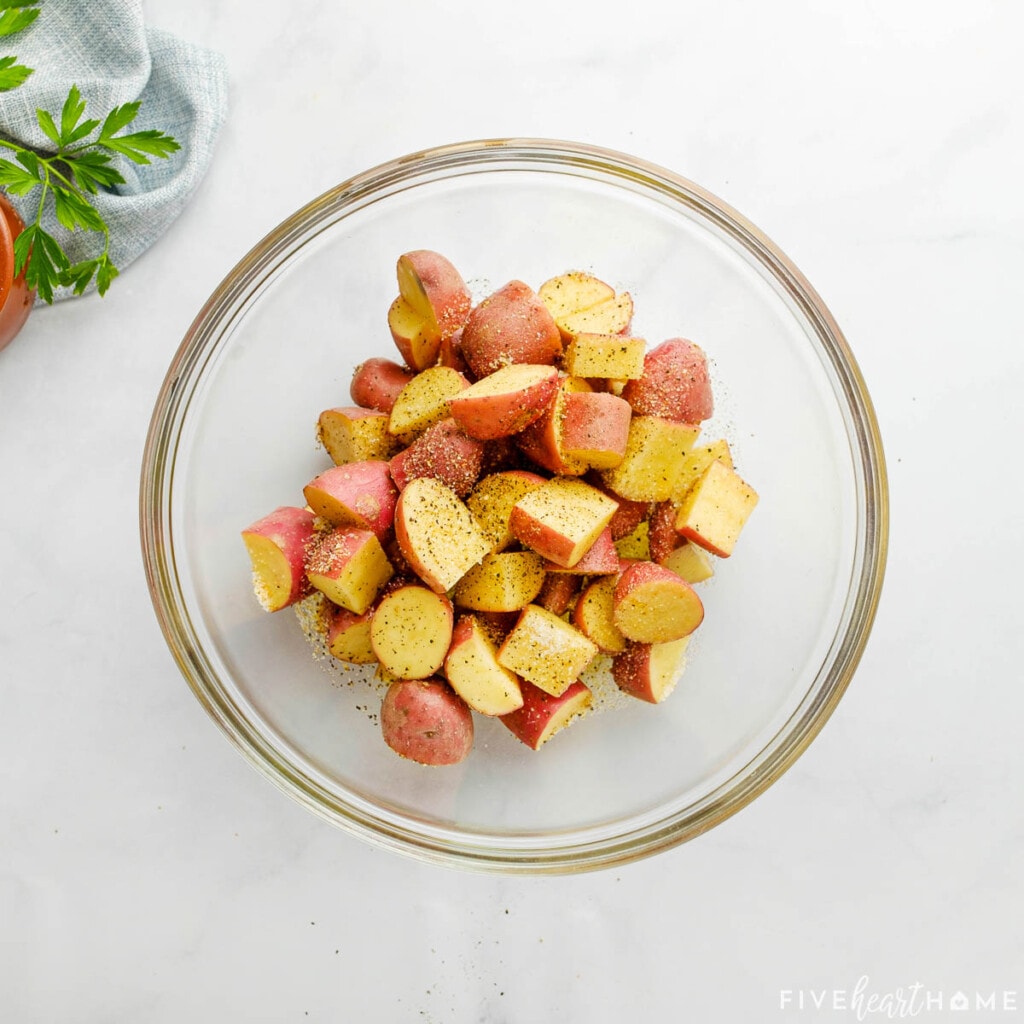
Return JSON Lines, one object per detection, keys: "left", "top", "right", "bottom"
{"left": 0, "top": 0, "right": 228, "bottom": 302}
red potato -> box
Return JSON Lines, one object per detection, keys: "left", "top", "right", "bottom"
{"left": 572, "top": 575, "right": 626, "bottom": 655}
{"left": 466, "top": 469, "right": 547, "bottom": 553}
{"left": 563, "top": 332, "right": 646, "bottom": 380}
{"left": 659, "top": 540, "right": 715, "bottom": 584}
{"left": 500, "top": 678, "right": 592, "bottom": 750}
{"left": 538, "top": 271, "right": 614, "bottom": 324}
{"left": 556, "top": 292, "right": 633, "bottom": 338}
{"left": 350, "top": 357, "right": 415, "bottom": 414}
{"left": 446, "top": 363, "right": 560, "bottom": 440}
{"left": 612, "top": 637, "right": 690, "bottom": 704}
{"left": 452, "top": 551, "right": 547, "bottom": 612}
{"left": 585, "top": 474, "right": 650, "bottom": 540}
{"left": 536, "top": 572, "right": 580, "bottom": 615}
{"left": 600, "top": 415, "right": 701, "bottom": 502}
{"left": 304, "top": 526, "right": 394, "bottom": 615}
{"left": 387, "top": 365, "right": 470, "bottom": 441}
{"left": 460, "top": 280, "right": 562, "bottom": 379}
{"left": 444, "top": 615, "right": 524, "bottom": 716}
{"left": 241, "top": 506, "right": 318, "bottom": 612}
{"left": 393, "top": 476, "right": 491, "bottom": 593}
{"left": 370, "top": 583, "right": 454, "bottom": 680}
{"left": 380, "top": 677, "right": 474, "bottom": 766}
{"left": 387, "top": 295, "right": 443, "bottom": 372}
{"left": 559, "top": 390, "right": 632, "bottom": 469}
{"left": 396, "top": 249, "right": 472, "bottom": 342}
{"left": 542, "top": 527, "right": 619, "bottom": 575}
{"left": 612, "top": 560, "right": 704, "bottom": 643}
{"left": 509, "top": 476, "right": 619, "bottom": 568}
{"left": 303, "top": 460, "right": 398, "bottom": 541}
{"left": 647, "top": 500, "right": 684, "bottom": 563}
{"left": 621, "top": 338, "right": 714, "bottom": 423}
{"left": 317, "top": 406, "right": 400, "bottom": 465}
{"left": 388, "top": 418, "right": 485, "bottom": 498}
{"left": 671, "top": 438, "right": 734, "bottom": 503}
{"left": 438, "top": 327, "right": 469, "bottom": 373}
{"left": 326, "top": 603, "right": 376, "bottom": 664}
{"left": 674, "top": 459, "right": 759, "bottom": 557}
{"left": 515, "top": 375, "right": 593, "bottom": 477}
{"left": 613, "top": 519, "right": 650, "bottom": 561}
{"left": 497, "top": 604, "right": 598, "bottom": 697}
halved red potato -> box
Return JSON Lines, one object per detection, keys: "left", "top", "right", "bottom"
{"left": 393, "top": 476, "right": 491, "bottom": 593}
{"left": 387, "top": 295, "right": 443, "bottom": 372}
{"left": 303, "top": 460, "right": 398, "bottom": 541}
{"left": 370, "top": 582, "right": 454, "bottom": 680}
{"left": 387, "top": 365, "right": 470, "bottom": 441}
{"left": 612, "top": 637, "right": 690, "bottom": 704}
{"left": 304, "top": 526, "right": 394, "bottom": 615}
{"left": 241, "top": 506, "right": 318, "bottom": 612}
{"left": 538, "top": 271, "right": 614, "bottom": 326}
{"left": 460, "top": 280, "right": 562, "bottom": 378}
{"left": 350, "top": 357, "right": 415, "bottom": 414}
{"left": 674, "top": 460, "right": 759, "bottom": 557}
{"left": 326, "top": 603, "right": 376, "bottom": 664}
{"left": 572, "top": 574, "right": 626, "bottom": 655}
{"left": 499, "top": 678, "right": 592, "bottom": 750}
{"left": 444, "top": 615, "right": 524, "bottom": 716}
{"left": 380, "top": 677, "right": 474, "bottom": 765}
{"left": 396, "top": 249, "right": 472, "bottom": 341}
{"left": 317, "top": 406, "right": 400, "bottom": 465}
{"left": 621, "top": 338, "right": 714, "bottom": 423}
{"left": 509, "top": 476, "right": 619, "bottom": 568}
{"left": 452, "top": 551, "right": 547, "bottom": 612}
{"left": 388, "top": 418, "right": 485, "bottom": 498}
{"left": 558, "top": 390, "right": 632, "bottom": 469}
{"left": 447, "top": 363, "right": 559, "bottom": 440}
{"left": 612, "top": 560, "right": 703, "bottom": 643}
{"left": 497, "top": 604, "right": 598, "bottom": 696}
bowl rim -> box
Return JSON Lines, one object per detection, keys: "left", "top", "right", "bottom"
{"left": 139, "top": 137, "right": 889, "bottom": 874}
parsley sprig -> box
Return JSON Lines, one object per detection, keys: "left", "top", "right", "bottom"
{"left": 0, "top": 2, "right": 180, "bottom": 302}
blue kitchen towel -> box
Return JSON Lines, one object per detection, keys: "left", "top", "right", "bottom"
{"left": 0, "top": 0, "right": 228, "bottom": 302}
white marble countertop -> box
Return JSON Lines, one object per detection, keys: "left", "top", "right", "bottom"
{"left": 3, "top": 1, "right": 1022, "bottom": 1020}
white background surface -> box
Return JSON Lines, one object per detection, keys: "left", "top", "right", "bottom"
{"left": 2, "top": 1, "right": 1022, "bottom": 1021}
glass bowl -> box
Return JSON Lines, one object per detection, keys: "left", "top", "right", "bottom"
{"left": 140, "top": 139, "right": 888, "bottom": 873}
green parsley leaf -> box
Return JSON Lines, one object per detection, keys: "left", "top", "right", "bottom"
{"left": 0, "top": 155, "right": 39, "bottom": 194}
{"left": 0, "top": 53, "right": 32, "bottom": 91}
{"left": 0, "top": 4, "right": 40, "bottom": 38}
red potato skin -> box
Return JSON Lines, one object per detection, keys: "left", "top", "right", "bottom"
{"left": 388, "top": 418, "right": 485, "bottom": 497}
{"left": 543, "top": 527, "right": 620, "bottom": 575}
{"left": 303, "top": 460, "right": 398, "bottom": 541}
{"left": 241, "top": 506, "right": 318, "bottom": 610}
{"left": 611, "top": 642, "right": 675, "bottom": 703}
{"left": 559, "top": 390, "right": 632, "bottom": 466}
{"left": 460, "top": 280, "right": 563, "bottom": 379}
{"left": 499, "top": 678, "right": 591, "bottom": 750}
{"left": 620, "top": 338, "right": 714, "bottom": 423}
{"left": 398, "top": 249, "right": 472, "bottom": 341}
{"left": 438, "top": 327, "right": 470, "bottom": 374}
{"left": 647, "top": 501, "right": 684, "bottom": 563}
{"left": 585, "top": 473, "right": 650, "bottom": 538}
{"left": 350, "top": 357, "right": 416, "bottom": 414}
{"left": 447, "top": 366, "right": 560, "bottom": 441}
{"left": 536, "top": 573, "right": 580, "bottom": 615}
{"left": 380, "top": 677, "right": 474, "bottom": 766}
